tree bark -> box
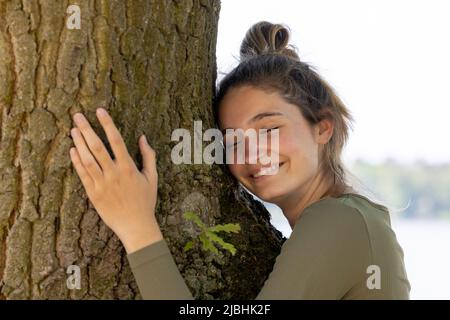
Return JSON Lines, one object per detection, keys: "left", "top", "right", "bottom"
{"left": 0, "top": 0, "right": 284, "bottom": 300}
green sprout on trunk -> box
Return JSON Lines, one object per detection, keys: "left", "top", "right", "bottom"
{"left": 182, "top": 211, "right": 241, "bottom": 256}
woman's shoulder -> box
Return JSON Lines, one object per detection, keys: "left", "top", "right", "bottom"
{"left": 299, "top": 192, "right": 392, "bottom": 233}
{"left": 295, "top": 192, "right": 404, "bottom": 265}
{"left": 289, "top": 193, "right": 411, "bottom": 299}
{"left": 294, "top": 194, "right": 374, "bottom": 243}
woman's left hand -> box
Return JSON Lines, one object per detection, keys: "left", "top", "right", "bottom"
{"left": 69, "top": 107, "right": 163, "bottom": 254}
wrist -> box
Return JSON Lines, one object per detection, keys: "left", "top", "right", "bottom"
{"left": 120, "top": 223, "right": 164, "bottom": 254}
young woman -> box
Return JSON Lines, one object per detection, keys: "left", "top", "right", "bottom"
{"left": 69, "top": 21, "right": 411, "bottom": 299}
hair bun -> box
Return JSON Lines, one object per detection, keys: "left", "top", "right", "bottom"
{"left": 240, "top": 21, "right": 300, "bottom": 62}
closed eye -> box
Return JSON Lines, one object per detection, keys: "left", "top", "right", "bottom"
{"left": 265, "top": 126, "right": 280, "bottom": 133}
{"left": 223, "top": 139, "right": 243, "bottom": 149}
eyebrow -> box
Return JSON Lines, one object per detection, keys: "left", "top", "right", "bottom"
{"left": 249, "top": 111, "right": 284, "bottom": 124}
{"left": 221, "top": 112, "right": 284, "bottom": 134}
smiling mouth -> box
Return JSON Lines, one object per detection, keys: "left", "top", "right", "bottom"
{"left": 250, "top": 162, "right": 285, "bottom": 179}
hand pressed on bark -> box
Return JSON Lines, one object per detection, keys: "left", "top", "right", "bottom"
{"left": 69, "top": 107, "right": 163, "bottom": 254}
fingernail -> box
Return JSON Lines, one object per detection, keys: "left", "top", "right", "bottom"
{"left": 142, "top": 135, "right": 148, "bottom": 145}
{"left": 97, "top": 108, "right": 107, "bottom": 117}
{"left": 73, "top": 113, "right": 84, "bottom": 124}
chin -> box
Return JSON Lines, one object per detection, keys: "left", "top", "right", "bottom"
{"left": 251, "top": 187, "right": 285, "bottom": 203}
{"left": 240, "top": 162, "right": 289, "bottom": 201}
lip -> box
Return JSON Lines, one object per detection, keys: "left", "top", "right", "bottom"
{"left": 250, "top": 162, "right": 285, "bottom": 182}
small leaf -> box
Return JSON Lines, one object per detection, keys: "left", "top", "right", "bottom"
{"left": 208, "top": 223, "right": 241, "bottom": 233}
{"left": 199, "top": 233, "right": 219, "bottom": 255}
{"left": 183, "top": 240, "right": 194, "bottom": 252}
{"left": 206, "top": 230, "right": 226, "bottom": 245}
{"left": 183, "top": 211, "right": 206, "bottom": 229}
{"left": 221, "top": 242, "right": 237, "bottom": 256}
{"left": 206, "top": 231, "right": 237, "bottom": 256}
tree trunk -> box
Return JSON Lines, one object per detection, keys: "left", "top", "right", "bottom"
{"left": 0, "top": 0, "right": 284, "bottom": 300}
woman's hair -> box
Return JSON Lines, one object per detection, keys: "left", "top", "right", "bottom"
{"left": 213, "top": 21, "right": 406, "bottom": 215}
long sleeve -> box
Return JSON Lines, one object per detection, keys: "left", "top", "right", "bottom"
{"left": 127, "top": 238, "right": 194, "bottom": 299}
{"left": 127, "top": 197, "right": 410, "bottom": 300}
{"left": 254, "top": 203, "right": 372, "bottom": 299}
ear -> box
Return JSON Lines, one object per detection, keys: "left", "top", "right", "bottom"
{"left": 315, "top": 118, "right": 334, "bottom": 145}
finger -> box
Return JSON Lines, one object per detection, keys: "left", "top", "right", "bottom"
{"left": 139, "top": 135, "right": 157, "bottom": 181}
{"left": 69, "top": 147, "right": 95, "bottom": 191}
{"left": 73, "top": 113, "right": 115, "bottom": 172}
{"left": 95, "top": 108, "right": 132, "bottom": 165}
{"left": 71, "top": 127, "right": 103, "bottom": 181}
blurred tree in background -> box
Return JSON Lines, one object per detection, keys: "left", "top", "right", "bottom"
{"left": 350, "top": 159, "right": 450, "bottom": 219}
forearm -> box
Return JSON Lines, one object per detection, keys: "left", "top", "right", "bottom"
{"left": 127, "top": 238, "right": 195, "bottom": 300}
{"left": 120, "top": 221, "right": 164, "bottom": 254}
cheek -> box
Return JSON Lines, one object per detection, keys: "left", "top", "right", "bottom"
{"left": 228, "top": 163, "right": 245, "bottom": 179}
{"left": 281, "top": 129, "right": 319, "bottom": 172}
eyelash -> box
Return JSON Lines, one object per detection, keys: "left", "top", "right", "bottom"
{"left": 265, "top": 126, "right": 280, "bottom": 133}
{"left": 224, "top": 127, "right": 280, "bottom": 148}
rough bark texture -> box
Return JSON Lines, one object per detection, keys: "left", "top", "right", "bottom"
{"left": 0, "top": 0, "right": 285, "bottom": 300}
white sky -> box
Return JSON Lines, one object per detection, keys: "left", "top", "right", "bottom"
{"left": 216, "top": 0, "right": 450, "bottom": 165}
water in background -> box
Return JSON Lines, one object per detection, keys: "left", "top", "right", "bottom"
{"left": 391, "top": 218, "right": 450, "bottom": 299}
{"left": 266, "top": 202, "right": 450, "bottom": 300}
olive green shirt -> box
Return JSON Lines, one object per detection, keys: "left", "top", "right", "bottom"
{"left": 126, "top": 193, "right": 411, "bottom": 299}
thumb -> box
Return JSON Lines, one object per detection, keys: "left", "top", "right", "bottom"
{"left": 139, "top": 135, "right": 157, "bottom": 181}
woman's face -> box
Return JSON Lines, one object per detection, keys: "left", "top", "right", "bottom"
{"left": 218, "top": 85, "right": 333, "bottom": 204}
